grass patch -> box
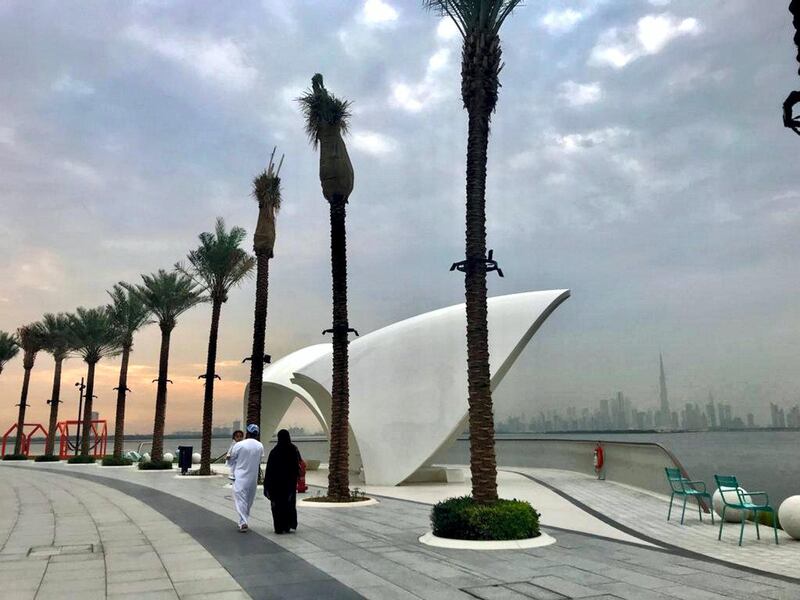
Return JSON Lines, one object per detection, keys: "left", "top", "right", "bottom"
{"left": 67, "top": 455, "right": 97, "bottom": 464}
{"left": 101, "top": 455, "right": 133, "bottom": 467}
{"left": 431, "top": 496, "right": 540, "bottom": 541}
{"left": 2, "top": 454, "right": 29, "bottom": 461}
{"left": 138, "top": 459, "right": 173, "bottom": 470}
{"left": 34, "top": 454, "right": 61, "bottom": 462}
{"left": 305, "top": 488, "right": 370, "bottom": 503}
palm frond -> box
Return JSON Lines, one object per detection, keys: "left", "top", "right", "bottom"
{"left": 176, "top": 218, "right": 256, "bottom": 303}
{"left": 17, "top": 322, "right": 47, "bottom": 354}
{"left": 0, "top": 330, "right": 20, "bottom": 367}
{"left": 66, "top": 307, "right": 123, "bottom": 364}
{"left": 122, "top": 269, "right": 207, "bottom": 332}
{"left": 40, "top": 313, "right": 75, "bottom": 361}
{"left": 297, "top": 74, "right": 352, "bottom": 148}
{"left": 422, "top": 0, "right": 523, "bottom": 34}
{"left": 253, "top": 147, "right": 284, "bottom": 211}
{"left": 107, "top": 283, "right": 154, "bottom": 348}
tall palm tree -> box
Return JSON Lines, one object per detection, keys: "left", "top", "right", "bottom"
{"left": 107, "top": 284, "right": 153, "bottom": 460}
{"left": 246, "top": 148, "right": 284, "bottom": 429}
{"left": 12, "top": 323, "right": 45, "bottom": 455}
{"left": 424, "top": 0, "right": 523, "bottom": 504}
{"left": 68, "top": 307, "right": 123, "bottom": 457}
{"left": 0, "top": 331, "right": 19, "bottom": 375}
{"left": 40, "top": 313, "right": 75, "bottom": 457}
{"left": 177, "top": 218, "right": 255, "bottom": 475}
{"left": 123, "top": 270, "right": 204, "bottom": 462}
{"left": 298, "top": 74, "right": 355, "bottom": 501}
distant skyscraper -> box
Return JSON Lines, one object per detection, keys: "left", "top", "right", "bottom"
{"left": 658, "top": 353, "right": 671, "bottom": 427}
{"left": 705, "top": 393, "right": 718, "bottom": 429}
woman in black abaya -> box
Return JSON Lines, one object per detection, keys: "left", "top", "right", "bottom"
{"left": 264, "top": 429, "right": 301, "bottom": 533}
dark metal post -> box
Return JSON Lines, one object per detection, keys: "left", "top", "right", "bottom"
{"left": 74, "top": 378, "right": 85, "bottom": 456}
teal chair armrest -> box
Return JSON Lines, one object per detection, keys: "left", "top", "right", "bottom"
{"left": 742, "top": 491, "right": 770, "bottom": 505}
{"left": 684, "top": 480, "right": 707, "bottom": 492}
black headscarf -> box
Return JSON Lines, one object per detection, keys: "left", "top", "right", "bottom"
{"left": 265, "top": 429, "right": 301, "bottom": 498}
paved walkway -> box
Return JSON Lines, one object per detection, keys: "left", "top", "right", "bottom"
{"left": 510, "top": 467, "right": 800, "bottom": 579}
{"left": 0, "top": 466, "right": 249, "bottom": 600}
{"left": 2, "top": 462, "right": 800, "bottom": 600}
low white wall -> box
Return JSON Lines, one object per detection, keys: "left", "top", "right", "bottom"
{"left": 494, "top": 438, "right": 690, "bottom": 497}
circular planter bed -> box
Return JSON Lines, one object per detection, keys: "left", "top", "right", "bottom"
{"left": 2, "top": 454, "right": 30, "bottom": 461}
{"left": 33, "top": 455, "right": 61, "bottom": 463}
{"left": 136, "top": 459, "right": 173, "bottom": 471}
{"left": 66, "top": 456, "right": 97, "bottom": 465}
{"left": 298, "top": 496, "right": 378, "bottom": 508}
{"left": 419, "top": 531, "right": 556, "bottom": 550}
{"left": 174, "top": 471, "right": 223, "bottom": 479}
{"left": 430, "top": 496, "right": 542, "bottom": 543}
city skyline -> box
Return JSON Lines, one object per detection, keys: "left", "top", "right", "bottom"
{"left": 498, "top": 355, "right": 800, "bottom": 433}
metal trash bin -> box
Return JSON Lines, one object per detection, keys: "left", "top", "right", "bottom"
{"left": 178, "top": 445, "right": 193, "bottom": 475}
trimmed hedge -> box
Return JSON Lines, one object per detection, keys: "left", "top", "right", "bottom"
{"left": 34, "top": 454, "right": 61, "bottom": 462}
{"left": 138, "top": 459, "right": 173, "bottom": 470}
{"left": 101, "top": 456, "right": 133, "bottom": 467}
{"left": 67, "top": 455, "right": 97, "bottom": 464}
{"left": 431, "top": 496, "right": 540, "bottom": 541}
{"left": 2, "top": 454, "right": 29, "bottom": 461}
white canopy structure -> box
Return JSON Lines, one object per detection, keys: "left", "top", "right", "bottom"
{"left": 243, "top": 289, "right": 570, "bottom": 486}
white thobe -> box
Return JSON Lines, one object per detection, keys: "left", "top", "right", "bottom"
{"left": 228, "top": 438, "right": 264, "bottom": 527}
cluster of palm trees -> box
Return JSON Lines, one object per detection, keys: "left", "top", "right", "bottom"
{"left": 1, "top": 1, "right": 522, "bottom": 506}
{"left": 0, "top": 217, "right": 263, "bottom": 472}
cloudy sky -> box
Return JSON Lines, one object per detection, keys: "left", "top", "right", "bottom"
{"left": 1, "top": 0, "right": 798, "bottom": 435}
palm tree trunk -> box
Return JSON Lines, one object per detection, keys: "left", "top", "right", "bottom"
{"left": 13, "top": 358, "right": 33, "bottom": 455}
{"left": 462, "top": 30, "right": 501, "bottom": 504}
{"left": 246, "top": 250, "right": 270, "bottom": 428}
{"left": 200, "top": 300, "right": 222, "bottom": 475}
{"left": 151, "top": 327, "right": 172, "bottom": 462}
{"left": 44, "top": 358, "right": 64, "bottom": 456}
{"left": 80, "top": 361, "right": 97, "bottom": 457}
{"left": 327, "top": 194, "right": 351, "bottom": 500}
{"left": 113, "top": 346, "right": 131, "bottom": 459}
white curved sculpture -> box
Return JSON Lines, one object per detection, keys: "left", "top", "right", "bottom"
{"left": 778, "top": 496, "right": 800, "bottom": 539}
{"left": 713, "top": 488, "right": 753, "bottom": 522}
{"left": 163, "top": 452, "right": 174, "bottom": 463}
{"left": 246, "top": 290, "right": 569, "bottom": 486}
{"left": 191, "top": 452, "right": 201, "bottom": 465}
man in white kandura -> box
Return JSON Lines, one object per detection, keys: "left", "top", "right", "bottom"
{"left": 228, "top": 423, "right": 264, "bottom": 532}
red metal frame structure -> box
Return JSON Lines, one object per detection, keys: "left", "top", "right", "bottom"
{"left": 56, "top": 420, "right": 107, "bottom": 459}
{"left": 1, "top": 423, "right": 47, "bottom": 456}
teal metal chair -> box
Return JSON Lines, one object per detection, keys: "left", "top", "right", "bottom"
{"left": 714, "top": 474, "right": 778, "bottom": 546}
{"left": 664, "top": 467, "right": 714, "bottom": 525}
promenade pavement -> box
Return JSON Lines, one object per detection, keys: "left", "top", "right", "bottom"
{"left": 2, "top": 461, "right": 800, "bottom": 600}
{"left": 511, "top": 467, "right": 800, "bottom": 579}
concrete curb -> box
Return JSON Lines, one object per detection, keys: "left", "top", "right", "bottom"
{"left": 418, "top": 531, "right": 556, "bottom": 550}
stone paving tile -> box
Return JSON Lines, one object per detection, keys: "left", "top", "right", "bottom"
{"left": 7, "top": 462, "right": 800, "bottom": 600}
{"left": 505, "top": 582, "right": 569, "bottom": 599}
{"left": 0, "top": 467, "right": 246, "bottom": 600}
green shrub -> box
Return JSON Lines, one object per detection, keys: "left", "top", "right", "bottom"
{"left": 2, "top": 454, "right": 29, "bottom": 461}
{"left": 138, "top": 459, "right": 173, "bottom": 470}
{"left": 101, "top": 456, "right": 133, "bottom": 467}
{"left": 67, "top": 455, "right": 96, "bottom": 464}
{"left": 34, "top": 454, "right": 61, "bottom": 462}
{"left": 431, "top": 496, "right": 540, "bottom": 541}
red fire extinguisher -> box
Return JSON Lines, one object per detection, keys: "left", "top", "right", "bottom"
{"left": 593, "top": 443, "right": 605, "bottom": 480}
{"left": 296, "top": 459, "right": 308, "bottom": 493}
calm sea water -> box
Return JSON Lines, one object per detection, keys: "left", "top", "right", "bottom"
{"left": 18, "top": 431, "right": 800, "bottom": 506}
{"left": 436, "top": 431, "right": 800, "bottom": 507}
